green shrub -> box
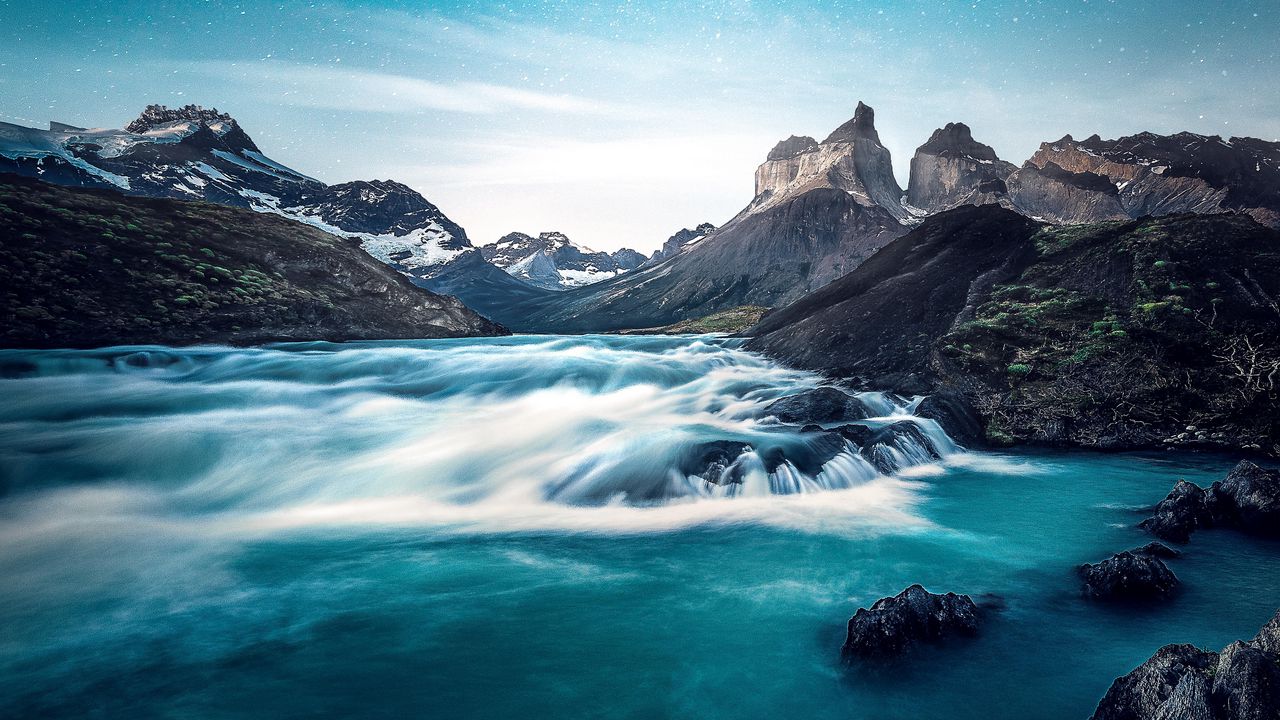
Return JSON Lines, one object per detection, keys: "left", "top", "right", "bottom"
{"left": 1007, "top": 363, "right": 1032, "bottom": 376}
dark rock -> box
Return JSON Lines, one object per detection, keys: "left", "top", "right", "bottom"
{"left": 679, "top": 441, "right": 750, "bottom": 485}
{"left": 763, "top": 387, "right": 870, "bottom": 425}
{"left": 1214, "top": 461, "right": 1280, "bottom": 536}
{"left": 1078, "top": 550, "right": 1179, "bottom": 602}
{"left": 1140, "top": 462, "right": 1280, "bottom": 542}
{"left": 1139, "top": 480, "right": 1217, "bottom": 543}
{"left": 841, "top": 584, "right": 981, "bottom": 662}
{"left": 1134, "top": 542, "right": 1181, "bottom": 559}
{"left": 1091, "top": 609, "right": 1280, "bottom": 720}
{"left": 915, "top": 391, "right": 984, "bottom": 447}
{"left": 1091, "top": 644, "right": 1217, "bottom": 720}
{"left": 1212, "top": 641, "right": 1280, "bottom": 720}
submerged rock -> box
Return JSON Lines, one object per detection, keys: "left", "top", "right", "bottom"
{"left": 841, "top": 584, "right": 981, "bottom": 662}
{"left": 1140, "top": 461, "right": 1280, "bottom": 542}
{"left": 763, "top": 387, "right": 870, "bottom": 425}
{"left": 1079, "top": 547, "right": 1179, "bottom": 602}
{"left": 1090, "top": 608, "right": 1280, "bottom": 720}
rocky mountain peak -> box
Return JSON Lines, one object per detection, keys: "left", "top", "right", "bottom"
{"left": 125, "top": 104, "right": 259, "bottom": 152}
{"left": 916, "top": 122, "right": 1002, "bottom": 162}
{"left": 906, "top": 122, "right": 1017, "bottom": 214}
{"left": 126, "top": 104, "right": 239, "bottom": 133}
{"left": 822, "top": 101, "right": 881, "bottom": 145}
{"left": 767, "top": 135, "right": 819, "bottom": 161}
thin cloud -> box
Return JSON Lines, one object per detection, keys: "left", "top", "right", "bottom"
{"left": 182, "top": 60, "right": 621, "bottom": 116}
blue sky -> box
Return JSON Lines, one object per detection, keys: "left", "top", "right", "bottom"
{"left": 1, "top": 0, "right": 1277, "bottom": 252}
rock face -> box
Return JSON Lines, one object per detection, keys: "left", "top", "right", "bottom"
{"left": 753, "top": 101, "right": 909, "bottom": 222}
{"left": 1090, "top": 609, "right": 1280, "bottom": 720}
{"left": 762, "top": 387, "right": 871, "bottom": 424}
{"left": 1079, "top": 546, "right": 1180, "bottom": 601}
{"left": 0, "top": 104, "right": 538, "bottom": 314}
{"left": 906, "top": 122, "right": 1017, "bottom": 214}
{"left": 1007, "top": 132, "right": 1280, "bottom": 228}
{"left": 641, "top": 222, "right": 716, "bottom": 267}
{"left": 841, "top": 585, "right": 982, "bottom": 662}
{"left": 1140, "top": 462, "right": 1280, "bottom": 542}
{"left": 0, "top": 175, "right": 507, "bottom": 348}
{"left": 747, "top": 206, "right": 1280, "bottom": 456}
{"left": 1005, "top": 161, "right": 1129, "bottom": 224}
{"left": 480, "top": 231, "right": 642, "bottom": 290}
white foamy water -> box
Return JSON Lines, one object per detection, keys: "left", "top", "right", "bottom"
{"left": 0, "top": 335, "right": 960, "bottom": 537}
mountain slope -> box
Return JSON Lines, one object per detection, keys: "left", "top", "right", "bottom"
{"left": 748, "top": 205, "right": 1280, "bottom": 454}
{"left": 0, "top": 174, "right": 506, "bottom": 347}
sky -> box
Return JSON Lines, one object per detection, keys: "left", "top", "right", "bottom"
{"left": 1, "top": 1, "right": 1277, "bottom": 253}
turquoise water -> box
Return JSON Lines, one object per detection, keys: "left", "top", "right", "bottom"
{"left": 0, "top": 336, "right": 1276, "bottom": 718}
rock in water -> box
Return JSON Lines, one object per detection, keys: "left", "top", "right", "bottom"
{"left": 1139, "top": 480, "right": 1218, "bottom": 542}
{"left": 1214, "top": 461, "right": 1280, "bottom": 536}
{"left": 1078, "top": 548, "right": 1180, "bottom": 602}
{"left": 1090, "top": 609, "right": 1280, "bottom": 720}
{"left": 763, "top": 387, "right": 870, "bottom": 424}
{"left": 841, "top": 584, "right": 981, "bottom": 662}
{"left": 1140, "top": 462, "right": 1280, "bottom": 542}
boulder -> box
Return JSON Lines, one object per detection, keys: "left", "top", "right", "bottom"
{"left": 1091, "top": 609, "right": 1280, "bottom": 720}
{"left": 841, "top": 584, "right": 981, "bottom": 662}
{"left": 1078, "top": 549, "right": 1179, "bottom": 602}
{"left": 1214, "top": 461, "right": 1280, "bottom": 536}
{"left": 763, "top": 387, "right": 870, "bottom": 425}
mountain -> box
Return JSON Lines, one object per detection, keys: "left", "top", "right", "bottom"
{"left": 905, "top": 122, "right": 1017, "bottom": 213}
{"left": 480, "top": 231, "right": 646, "bottom": 290}
{"left": 0, "top": 174, "right": 506, "bottom": 348}
{"left": 641, "top": 222, "right": 716, "bottom": 267}
{"left": 751, "top": 101, "right": 912, "bottom": 223}
{"left": 0, "top": 104, "right": 532, "bottom": 304}
{"left": 498, "top": 102, "right": 909, "bottom": 331}
{"left": 747, "top": 204, "right": 1280, "bottom": 455}
{"left": 1006, "top": 131, "right": 1280, "bottom": 227}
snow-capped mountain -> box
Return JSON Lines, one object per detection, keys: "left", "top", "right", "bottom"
{"left": 480, "top": 231, "right": 646, "bottom": 290}
{"left": 0, "top": 104, "right": 526, "bottom": 293}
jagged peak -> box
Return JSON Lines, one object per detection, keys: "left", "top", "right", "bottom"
{"left": 822, "top": 101, "right": 881, "bottom": 145}
{"left": 767, "top": 135, "right": 818, "bottom": 161}
{"left": 125, "top": 103, "right": 259, "bottom": 152}
{"left": 126, "top": 104, "right": 239, "bottom": 134}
